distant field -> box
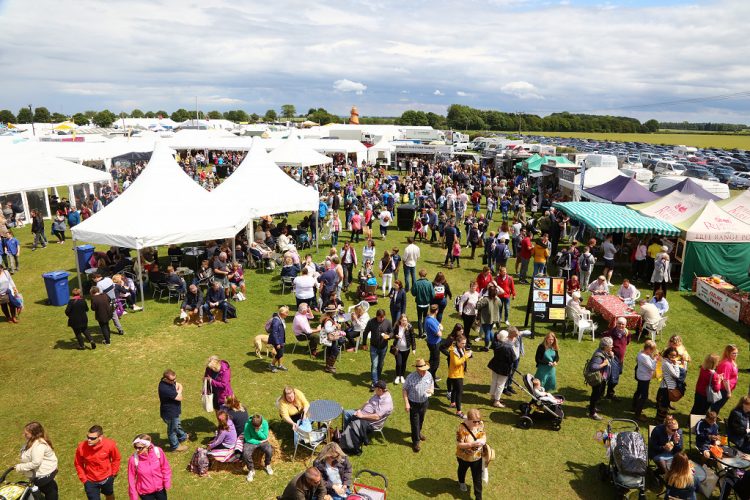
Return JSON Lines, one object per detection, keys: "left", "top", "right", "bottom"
{"left": 532, "top": 131, "right": 750, "bottom": 150}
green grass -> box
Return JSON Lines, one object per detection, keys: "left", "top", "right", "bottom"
{"left": 1, "top": 217, "right": 748, "bottom": 499}
{"left": 532, "top": 131, "right": 750, "bottom": 150}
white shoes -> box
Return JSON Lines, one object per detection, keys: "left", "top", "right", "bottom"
{"left": 504, "top": 320, "right": 510, "bottom": 326}
{"left": 459, "top": 483, "right": 468, "bottom": 492}
{"left": 133, "top": 305, "right": 143, "bottom": 311}
{"left": 398, "top": 376, "right": 405, "bottom": 384}
{"left": 246, "top": 470, "right": 255, "bottom": 482}
{"left": 394, "top": 377, "right": 400, "bottom": 385}
{"left": 265, "top": 465, "right": 274, "bottom": 475}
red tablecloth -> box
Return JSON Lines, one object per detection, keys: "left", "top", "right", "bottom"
{"left": 587, "top": 294, "right": 642, "bottom": 330}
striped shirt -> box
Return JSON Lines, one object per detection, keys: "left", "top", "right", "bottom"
{"left": 403, "top": 371, "right": 434, "bottom": 404}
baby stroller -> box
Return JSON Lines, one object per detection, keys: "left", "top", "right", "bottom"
{"left": 0, "top": 467, "right": 33, "bottom": 500}
{"left": 350, "top": 469, "right": 388, "bottom": 500}
{"left": 514, "top": 372, "right": 564, "bottom": 431}
{"left": 597, "top": 419, "right": 647, "bottom": 500}
{"left": 357, "top": 275, "right": 379, "bottom": 305}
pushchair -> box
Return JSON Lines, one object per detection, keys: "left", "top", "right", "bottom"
{"left": 0, "top": 467, "right": 33, "bottom": 500}
{"left": 597, "top": 419, "right": 647, "bottom": 500}
{"left": 514, "top": 372, "right": 564, "bottom": 431}
{"left": 356, "top": 274, "right": 379, "bottom": 305}
{"left": 350, "top": 469, "right": 388, "bottom": 500}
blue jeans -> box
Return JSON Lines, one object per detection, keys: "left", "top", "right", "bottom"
{"left": 203, "top": 300, "right": 229, "bottom": 320}
{"left": 163, "top": 415, "right": 188, "bottom": 450}
{"left": 499, "top": 297, "right": 511, "bottom": 322}
{"left": 404, "top": 266, "right": 416, "bottom": 292}
{"left": 370, "top": 346, "right": 387, "bottom": 385}
{"left": 343, "top": 409, "right": 356, "bottom": 428}
{"left": 481, "top": 323, "right": 494, "bottom": 347}
{"left": 533, "top": 262, "right": 546, "bottom": 277}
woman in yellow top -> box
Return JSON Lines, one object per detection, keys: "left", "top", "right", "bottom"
{"left": 448, "top": 335, "right": 473, "bottom": 419}
{"left": 278, "top": 386, "right": 310, "bottom": 431}
{"left": 532, "top": 235, "right": 551, "bottom": 277}
{"left": 456, "top": 408, "right": 486, "bottom": 500}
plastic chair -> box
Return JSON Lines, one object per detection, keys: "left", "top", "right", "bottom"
{"left": 151, "top": 281, "right": 168, "bottom": 300}
{"left": 290, "top": 334, "right": 314, "bottom": 356}
{"left": 281, "top": 276, "right": 295, "bottom": 294}
{"left": 639, "top": 316, "right": 667, "bottom": 342}
{"left": 688, "top": 414, "right": 703, "bottom": 452}
{"left": 568, "top": 308, "right": 597, "bottom": 342}
{"left": 292, "top": 427, "right": 326, "bottom": 461}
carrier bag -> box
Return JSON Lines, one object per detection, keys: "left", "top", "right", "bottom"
{"left": 613, "top": 431, "right": 647, "bottom": 476}
{"left": 201, "top": 379, "right": 214, "bottom": 412}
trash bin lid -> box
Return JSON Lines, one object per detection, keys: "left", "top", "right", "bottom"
{"left": 76, "top": 244, "right": 95, "bottom": 251}
{"left": 42, "top": 271, "right": 70, "bottom": 279}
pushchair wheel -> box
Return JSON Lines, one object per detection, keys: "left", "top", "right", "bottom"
{"left": 518, "top": 416, "right": 533, "bottom": 429}
{"left": 552, "top": 420, "right": 562, "bottom": 431}
{"left": 518, "top": 402, "right": 530, "bottom": 415}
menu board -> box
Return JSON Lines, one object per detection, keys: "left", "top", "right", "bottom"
{"left": 524, "top": 276, "right": 568, "bottom": 332}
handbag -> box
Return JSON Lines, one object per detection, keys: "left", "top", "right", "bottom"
{"left": 668, "top": 388, "right": 683, "bottom": 402}
{"left": 462, "top": 423, "right": 493, "bottom": 465}
{"left": 706, "top": 371, "right": 722, "bottom": 404}
{"left": 389, "top": 345, "right": 397, "bottom": 356}
{"left": 202, "top": 379, "right": 214, "bottom": 412}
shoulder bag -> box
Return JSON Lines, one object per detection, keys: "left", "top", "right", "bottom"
{"left": 202, "top": 379, "right": 214, "bottom": 412}
{"left": 462, "top": 423, "right": 494, "bottom": 466}
{"left": 706, "top": 371, "right": 722, "bottom": 404}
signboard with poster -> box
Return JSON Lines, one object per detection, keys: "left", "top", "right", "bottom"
{"left": 524, "top": 276, "right": 568, "bottom": 336}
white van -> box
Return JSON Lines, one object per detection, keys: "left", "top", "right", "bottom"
{"left": 583, "top": 154, "right": 619, "bottom": 169}
{"left": 674, "top": 145, "right": 698, "bottom": 158}
{"left": 620, "top": 166, "right": 653, "bottom": 185}
{"left": 650, "top": 176, "right": 730, "bottom": 199}
{"left": 654, "top": 160, "right": 687, "bottom": 177}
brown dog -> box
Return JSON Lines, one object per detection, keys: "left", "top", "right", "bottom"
{"left": 254, "top": 334, "right": 275, "bottom": 358}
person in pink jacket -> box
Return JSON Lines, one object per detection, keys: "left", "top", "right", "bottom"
{"left": 127, "top": 434, "right": 171, "bottom": 500}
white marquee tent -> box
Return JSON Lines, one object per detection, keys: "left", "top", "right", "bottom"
{"left": 719, "top": 190, "right": 750, "bottom": 224}
{"left": 267, "top": 134, "right": 333, "bottom": 168}
{"left": 367, "top": 137, "right": 394, "bottom": 163}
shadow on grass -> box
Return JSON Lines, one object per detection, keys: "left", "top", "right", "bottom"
{"left": 243, "top": 359, "right": 273, "bottom": 374}
{"left": 565, "top": 460, "right": 613, "bottom": 499}
{"left": 331, "top": 370, "right": 371, "bottom": 389}
{"left": 488, "top": 408, "right": 522, "bottom": 427}
{"left": 182, "top": 415, "right": 216, "bottom": 436}
{"left": 557, "top": 386, "right": 591, "bottom": 404}
{"left": 407, "top": 476, "right": 467, "bottom": 498}
{"left": 292, "top": 358, "right": 323, "bottom": 372}
{"left": 380, "top": 426, "right": 411, "bottom": 447}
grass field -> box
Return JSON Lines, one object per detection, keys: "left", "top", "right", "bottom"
{"left": 532, "top": 131, "right": 750, "bottom": 150}
{"left": 0, "top": 215, "right": 748, "bottom": 499}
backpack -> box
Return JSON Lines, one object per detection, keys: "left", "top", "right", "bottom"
{"left": 580, "top": 254, "right": 594, "bottom": 272}
{"left": 434, "top": 285, "right": 446, "bottom": 300}
{"left": 187, "top": 447, "right": 210, "bottom": 476}
{"left": 583, "top": 355, "right": 604, "bottom": 386}
{"left": 454, "top": 295, "right": 462, "bottom": 313}
{"left": 264, "top": 314, "right": 277, "bottom": 333}
{"left": 225, "top": 303, "right": 237, "bottom": 319}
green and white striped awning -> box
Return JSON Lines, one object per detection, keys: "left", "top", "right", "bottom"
{"left": 553, "top": 201, "right": 680, "bottom": 236}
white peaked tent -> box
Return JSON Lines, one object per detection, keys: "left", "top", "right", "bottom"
{"left": 71, "top": 144, "right": 239, "bottom": 307}
{"left": 631, "top": 192, "right": 708, "bottom": 225}
{"left": 719, "top": 190, "right": 750, "bottom": 224}
{"left": 212, "top": 138, "right": 320, "bottom": 245}
{"left": 0, "top": 145, "right": 112, "bottom": 221}
{"left": 267, "top": 134, "right": 333, "bottom": 168}
{"left": 684, "top": 200, "right": 750, "bottom": 243}
{"left": 367, "top": 137, "right": 394, "bottom": 163}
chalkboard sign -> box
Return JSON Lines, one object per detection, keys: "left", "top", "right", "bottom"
{"left": 523, "top": 276, "right": 568, "bottom": 335}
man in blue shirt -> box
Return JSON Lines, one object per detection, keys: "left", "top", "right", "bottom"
{"left": 318, "top": 200, "right": 328, "bottom": 229}
{"left": 203, "top": 281, "right": 230, "bottom": 323}
{"left": 424, "top": 305, "right": 443, "bottom": 388}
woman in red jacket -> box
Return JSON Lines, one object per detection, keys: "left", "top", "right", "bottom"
{"left": 689, "top": 354, "right": 723, "bottom": 416}
{"left": 494, "top": 267, "right": 516, "bottom": 326}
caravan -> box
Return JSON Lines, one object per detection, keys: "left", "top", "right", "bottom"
{"left": 583, "top": 154, "right": 619, "bottom": 169}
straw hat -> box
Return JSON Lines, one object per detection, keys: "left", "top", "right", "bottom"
{"left": 414, "top": 358, "right": 430, "bottom": 371}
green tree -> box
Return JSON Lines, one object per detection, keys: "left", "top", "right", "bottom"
{"left": 207, "top": 110, "right": 223, "bottom": 120}
{"left": 130, "top": 109, "right": 145, "bottom": 118}
{"left": 33, "top": 107, "right": 51, "bottom": 123}
{"left": 426, "top": 112, "right": 446, "bottom": 129}
{"left": 281, "top": 104, "right": 296, "bottom": 119}
{"left": 155, "top": 110, "right": 169, "bottom": 119}
{"left": 50, "top": 112, "right": 68, "bottom": 123}
{"left": 307, "top": 108, "right": 335, "bottom": 125}
{"left": 399, "top": 110, "right": 429, "bottom": 126}
{"left": 0, "top": 109, "right": 17, "bottom": 123}
{"left": 72, "top": 113, "right": 89, "bottom": 126}
{"left": 92, "top": 109, "right": 117, "bottom": 127}
{"left": 16, "top": 107, "right": 33, "bottom": 123}
{"left": 144, "top": 111, "right": 156, "bottom": 118}
{"left": 264, "top": 109, "right": 278, "bottom": 122}
{"left": 223, "top": 110, "right": 249, "bottom": 122}
{"left": 643, "top": 119, "right": 659, "bottom": 133}
{"left": 250, "top": 113, "right": 260, "bottom": 123}
{"left": 170, "top": 109, "right": 191, "bottom": 122}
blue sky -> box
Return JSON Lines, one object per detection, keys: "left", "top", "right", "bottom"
{"left": 0, "top": 0, "right": 747, "bottom": 123}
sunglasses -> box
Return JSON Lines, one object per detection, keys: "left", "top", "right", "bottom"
{"left": 472, "top": 420, "right": 482, "bottom": 424}
{"left": 86, "top": 435, "right": 100, "bottom": 441}
{"left": 134, "top": 446, "right": 146, "bottom": 451}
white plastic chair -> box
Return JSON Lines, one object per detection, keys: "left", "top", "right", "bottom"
{"left": 688, "top": 414, "right": 703, "bottom": 452}
{"left": 569, "top": 309, "right": 597, "bottom": 342}
{"left": 639, "top": 316, "right": 667, "bottom": 342}
{"left": 348, "top": 301, "right": 370, "bottom": 352}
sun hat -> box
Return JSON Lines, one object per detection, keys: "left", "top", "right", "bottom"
{"left": 415, "top": 358, "right": 430, "bottom": 371}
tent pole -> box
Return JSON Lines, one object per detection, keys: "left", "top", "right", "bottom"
{"left": 20, "top": 191, "right": 31, "bottom": 224}
{"left": 232, "top": 237, "right": 236, "bottom": 262}
{"left": 136, "top": 250, "right": 145, "bottom": 310}
{"left": 43, "top": 188, "right": 52, "bottom": 219}
{"left": 73, "top": 238, "right": 83, "bottom": 293}
{"left": 315, "top": 211, "right": 319, "bottom": 252}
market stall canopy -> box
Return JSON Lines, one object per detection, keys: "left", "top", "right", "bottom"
{"left": 583, "top": 175, "right": 659, "bottom": 204}
{"left": 718, "top": 190, "right": 750, "bottom": 224}
{"left": 653, "top": 178, "right": 720, "bottom": 201}
{"left": 683, "top": 200, "right": 750, "bottom": 243}
{"left": 553, "top": 201, "right": 680, "bottom": 236}
{"left": 515, "top": 154, "right": 572, "bottom": 173}
{"left": 629, "top": 192, "right": 708, "bottom": 225}
{"left": 71, "top": 144, "right": 236, "bottom": 249}
{"left": 0, "top": 145, "right": 111, "bottom": 195}
{"left": 267, "top": 134, "right": 333, "bottom": 168}
{"left": 165, "top": 129, "right": 252, "bottom": 151}
{"left": 211, "top": 138, "right": 319, "bottom": 232}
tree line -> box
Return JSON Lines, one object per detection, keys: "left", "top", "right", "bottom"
{"left": 2, "top": 103, "right": 745, "bottom": 133}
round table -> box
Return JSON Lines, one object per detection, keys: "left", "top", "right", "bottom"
{"left": 717, "top": 447, "right": 750, "bottom": 470}
{"left": 308, "top": 399, "right": 343, "bottom": 423}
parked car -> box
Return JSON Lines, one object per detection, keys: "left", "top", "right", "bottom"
{"left": 684, "top": 168, "right": 719, "bottom": 182}
{"left": 729, "top": 172, "right": 750, "bottom": 189}
{"left": 654, "top": 160, "right": 687, "bottom": 177}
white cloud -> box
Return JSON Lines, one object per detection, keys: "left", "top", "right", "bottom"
{"left": 203, "top": 95, "right": 245, "bottom": 105}
{"left": 500, "top": 81, "right": 544, "bottom": 100}
{"left": 456, "top": 91, "right": 469, "bottom": 97}
{"left": 433, "top": 90, "right": 444, "bottom": 96}
{"left": 333, "top": 79, "right": 367, "bottom": 95}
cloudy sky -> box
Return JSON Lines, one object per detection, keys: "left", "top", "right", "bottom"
{"left": 0, "top": 0, "right": 748, "bottom": 123}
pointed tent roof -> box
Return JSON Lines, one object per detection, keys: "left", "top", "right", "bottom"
{"left": 629, "top": 192, "right": 708, "bottom": 225}
{"left": 71, "top": 144, "right": 235, "bottom": 248}
{"left": 683, "top": 200, "right": 750, "bottom": 242}
{"left": 718, "top": 189, "right": 750, "bottom": 225}
{"left": 654, "top": 177, "right": 720, "bottom": 201}
{"left": 0, "top": 145, "right": 111, "bottom": 195}
{"left": 211, "top": 138, "right": 319, "bottom": 231}
{"left": 515, "top": 154, "right": 572, "bottom": 172}
{"left": 553, "top": 201, "right": 680, "bottom": 236}
{"left": 583, "top": 175, "right": 659, "bottom": 204}
{"left": 268, "top": 134, "right": 334, "bottom": 168}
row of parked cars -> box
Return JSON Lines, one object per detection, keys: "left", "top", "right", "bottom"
{"left": 524, "top": 135, "right": 750, "bottom": 189}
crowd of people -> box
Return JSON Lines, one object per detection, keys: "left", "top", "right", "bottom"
{"left": 3, "top": 148, "right": 746, "bottom": 500}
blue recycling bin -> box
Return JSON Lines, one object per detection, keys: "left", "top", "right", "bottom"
{"left": 42, "top": 271, "right": 70, "bottom": 306}
{"left": 75, "top": 244, "right": 95, "bottom": 271}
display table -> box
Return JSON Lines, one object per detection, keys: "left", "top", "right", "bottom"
{"left": 694, "top": 277, "right": 750, "bottom": 326}
{"left": 587, "top": 294, "right": 642, "bottom": 330}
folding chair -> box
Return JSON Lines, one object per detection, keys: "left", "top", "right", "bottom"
{"left": 292, "top": 427, "right": 326, "bottom": 461}
{"left": 281, "top": 276, "right": 295, "bottom": 294}
{"left": 688, "top": 414, "right": 703, "bottom": 452}
{"left": 167, "top": 284, "right": 184, "bottom": 304}
{"left": 151, "top": 281, "right": 168, "bottom": 300}
{"left": 291, "top": 334, "right": 314, "bottom": 356}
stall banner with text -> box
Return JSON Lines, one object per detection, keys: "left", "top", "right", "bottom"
{"left": 696, "top": 279, "right": 740, "bottom": 322}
